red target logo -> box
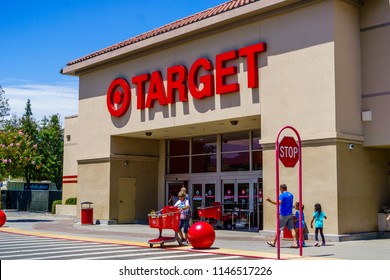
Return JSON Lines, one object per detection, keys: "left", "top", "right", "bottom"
{"left": 106, "top": 78, "right": 131, "bottom": 117}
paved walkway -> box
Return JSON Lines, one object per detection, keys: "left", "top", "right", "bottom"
{"left": 1, "top": 210, "right": 389, "bottom": 260}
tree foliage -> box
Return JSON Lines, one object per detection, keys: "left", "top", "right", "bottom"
{"left": 0, "top": 127, "right": 41, "bottom": 182}
{"left": 19, "top": 99, "right": 40, "bottom": 186}
{"left": 0, "top": 86, "right": 11, "bottom": 126}
{"left": 0, "top": 99, "right": 64, "bottom": 189}
{"left": 36, "top": 114, "right": 64, "bottom": 188}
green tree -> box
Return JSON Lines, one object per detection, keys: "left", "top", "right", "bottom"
{"left": 0, "top": 100, "right": 64, "bottom": 189}
{"left": 37, "top": 114, "right": 64, "bottom": 189}
{"left": 0, "top": 127, "right": 41, "bottom": 182}
{"left": 20, "top": 99, "right": 37, "bottom": 140}
{"left": 19, "top": 100, "right": 40, "bottom": 188}
{"left": 0, "top": 86, "right": 11, "bottom": 127}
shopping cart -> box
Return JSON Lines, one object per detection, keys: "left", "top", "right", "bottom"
{"left": 147, "top": 206, "right": 182, "bottom": 248}
{"left": 197, "top": 202, "right": 233, "bottom": 229}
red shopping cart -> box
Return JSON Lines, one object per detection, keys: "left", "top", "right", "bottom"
{"left": 197, "top": 202, "right": 233, "bottom": 229}
{"left": 147, "top": 206, "right": 182, "bottom": 248}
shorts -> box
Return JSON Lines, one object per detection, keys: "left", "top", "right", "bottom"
{"left": 279, "top": 214, "right": 294, "bottom": 230}
{"left": 179, "top": 219, "right": 190, "bottom": 234}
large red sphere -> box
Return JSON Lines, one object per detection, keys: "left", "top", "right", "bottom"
{"left": 188, "top": 221, "right": 215, "bottom": 249}
{"left": 0, "top": 210, "right": 6, "bottom": 227}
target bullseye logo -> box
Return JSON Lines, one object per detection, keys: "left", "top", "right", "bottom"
{"left": 106, "top": 78, "right": 131, "bottom": 117}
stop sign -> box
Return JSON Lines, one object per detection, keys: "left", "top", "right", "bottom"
{"left": 278, "top": 136, "right": 299, "bottom": 167}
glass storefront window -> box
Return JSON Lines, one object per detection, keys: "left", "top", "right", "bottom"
{"left": 166, "top": 130, "right": 262, "bottom": 174}
{"left": 192, "top": 135, "right": 217, "bottom": 173}
{"left": 192, "top": 135, "right": 217, "bottom": 154}
{"left": 166, "top": 138, "right": 190, "bottom": 174}
{"left": 221, "top": 131, "right": 250, "bottom": 171}
{"left": 251, "top": 130, "right": 262, "bottom": 170}
{"left": 223, "top": 183, "right": 235, "bottom": 210}
{"left": 192, "top": 154, "right": 217, "bottom": 173}
{"left": 167, "top": 156, "right": 189, "bottom": 174}
{"left": 192, "top": 184, "right": 202, "bottom": 220}
{"left": 222, "top": 131, "right": 250, "bottom": 152}
{"left": 238, "top": 183, "right": 249, "bottom": 209}
{"left": 205, "top": 184, "right": 215, "bottom": 206}
{"left": 167, "top": 138, "right": 189, "bottom": 156}
{"left": 221, "top": 152, "right": 249, "bottom": 171}
{"left": 252, "top": 130, "right": 261, "bottom": 150}
{"left": 252, "top": 151, "right": 262, "bottom": 170}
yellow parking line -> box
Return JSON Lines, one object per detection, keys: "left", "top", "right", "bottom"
{"left": 0, "top": 227, "right": 147, "bottom": 246}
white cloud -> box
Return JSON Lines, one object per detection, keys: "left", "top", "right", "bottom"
{"left": 3, "top": 82, "right": 78, "bottom": 123}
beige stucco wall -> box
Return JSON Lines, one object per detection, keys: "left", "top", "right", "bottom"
{"left": 77, "top": 161, "right": 110, "bottom": 220}
{"left": 334, "top": 1, "right": 363, "bottom": 137}
{"left": 262, "top": 144, "right": 339, "bottom": 235}
{"left": 109, "top": 159, "right": 158, "bottom": 222}
{"left": 77, "top": 96, "right": 111, "bottom": 160}
{"left": 62, "top": 115, "right": 78, "bottom": 202}
{"left": 109, "top": 136, "right": 159, "bottom": 221}
{"left": 337, "top": 143, "right": 390, "bottom": 233}
{"left": 360, "top": 0, "right": 390, "bottom": 147}
{"left": 259, "top": 0, "right": 340, "bottom": 234}
{"left": 260, "top": 0, "right": 336, "bottom": 144}
{"left": 261, "top": 0, "right": 390, "bottom": 235}
{"left": 68, "top": 132, "right": 160, "bottom": 222}
{"left": 263, "top": 141, "right": 390, "bottom": 235}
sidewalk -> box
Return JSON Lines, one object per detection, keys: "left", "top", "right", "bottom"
{"left": 1, "top": 210, "right": 389, "bottom": 260}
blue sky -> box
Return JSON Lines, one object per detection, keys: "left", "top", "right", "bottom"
{"left": 0, "top": 0, "right": 227, "bottom": 122}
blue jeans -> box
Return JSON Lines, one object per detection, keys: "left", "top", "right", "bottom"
{"left": 179, "top": 219, "right": 190, "bottom": 233}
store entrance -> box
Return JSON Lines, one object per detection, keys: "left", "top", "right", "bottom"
{"left": 222, "top": 179, "right": 263, "bottom": 231}
{"left": 165, "top": 177, "right": 262, "bottom": 231}
{"left": 191, "top": 181, "right": 216, "bottom": 220}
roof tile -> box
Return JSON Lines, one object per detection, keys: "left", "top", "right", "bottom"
{"left": 67, "top": 0, "right": 259, "bottom": 66}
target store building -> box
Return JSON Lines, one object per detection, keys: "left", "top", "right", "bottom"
{"left": 61, "top": 0, "right": 390, "bottom": 239}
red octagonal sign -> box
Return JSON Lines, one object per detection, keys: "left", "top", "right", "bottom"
{"left": 279, "top": 136, "right": 299, "bottom": 168}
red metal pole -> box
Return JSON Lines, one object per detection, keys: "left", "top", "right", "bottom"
{"left": 294, "top": 128, "right": 303, "bottom": 257}
{"left": 275, "top": 126, "right": 303, "bottom": 259}
{"left": 275, "top": 133, "right": 281, "bottom": 259}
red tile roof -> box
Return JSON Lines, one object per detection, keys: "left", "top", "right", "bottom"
{"left": 66, "top": 0, "right": 259, "bottom": 66}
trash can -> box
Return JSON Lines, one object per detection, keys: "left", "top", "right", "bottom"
{"left": 81, "top": 202, "right": 93, "bottom": 225}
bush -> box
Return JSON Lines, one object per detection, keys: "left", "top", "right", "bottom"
{"left": 52, "top": 200, "right": 62, "bottom": 214}
{"left": 65, "top": 197, "right": 77, "bottom": 205}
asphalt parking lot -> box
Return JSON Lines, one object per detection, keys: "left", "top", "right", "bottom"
{"left": 1, "top": 210, "right": 390, "bottom": 260}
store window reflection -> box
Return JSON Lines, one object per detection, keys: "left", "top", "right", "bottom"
{"left": 221, "top": 131, "right": 250, "bottom": 171}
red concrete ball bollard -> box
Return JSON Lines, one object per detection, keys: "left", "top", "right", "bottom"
{"left": 0, "top": 210, "right": 6, "bottom": 227}
{"left": 187, "top": 221, "right": 215, "bottom": 249}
